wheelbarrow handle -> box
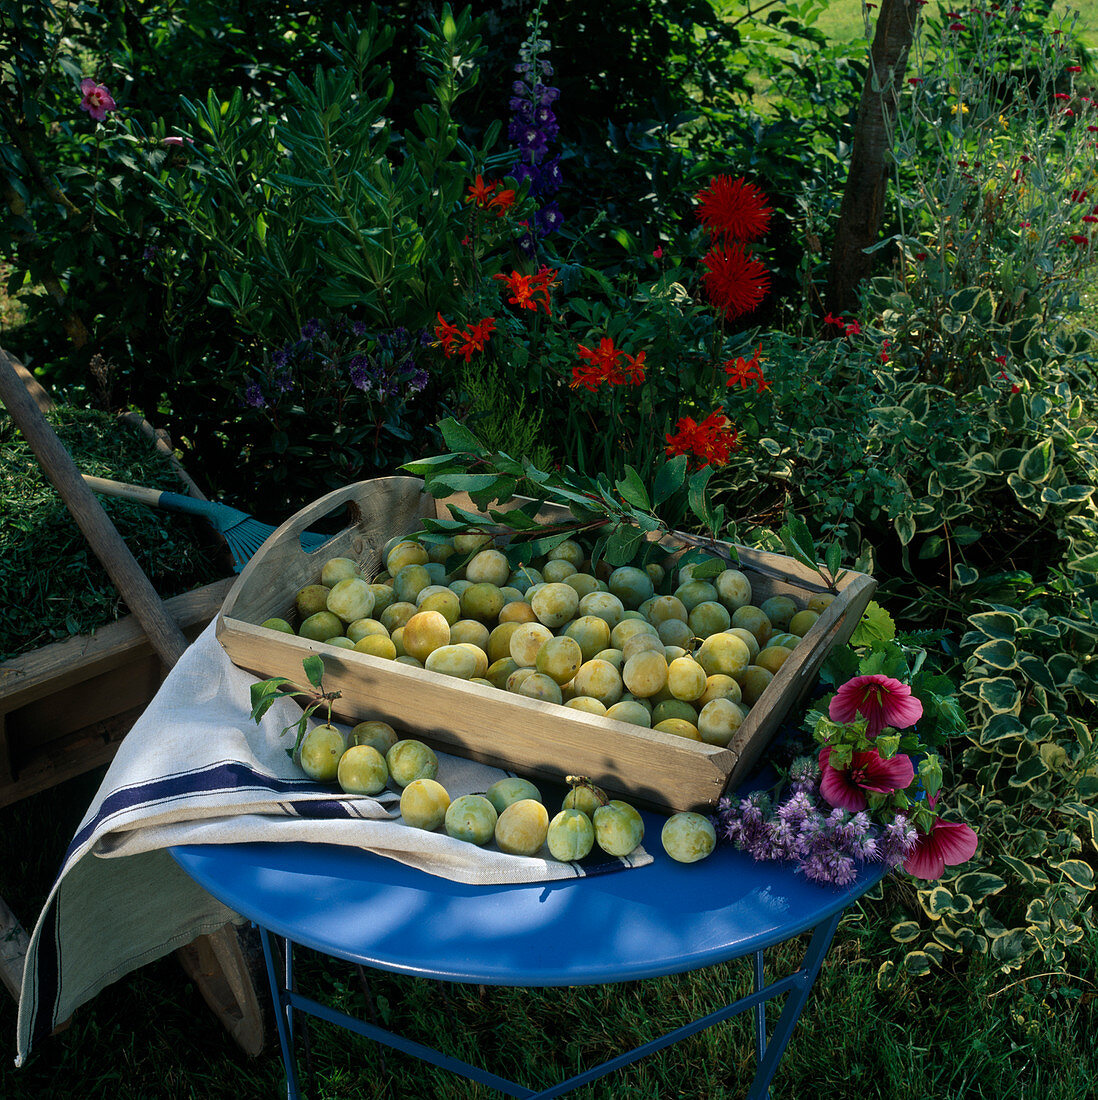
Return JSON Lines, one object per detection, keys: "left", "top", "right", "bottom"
{"left": 0, "top": 349, "right": 190, "bottom": 668}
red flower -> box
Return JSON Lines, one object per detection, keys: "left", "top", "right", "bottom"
{"left": 694, "top": 175, "right": 772, "bottom": 243}
{"left": 489, "top": 188, "right": 516, "bottom": 216}
{"left": 79, "top": 77, "right": 116, "bottom": 121}
{"left": 701, "top": 243, "right": 770, "bottom": 320}
{"left": 571, "top": 338, "right": 645, "bottom": 391}
{"left": 652, "top": 245, "right": 664, "bottom": 259}
{"left": 665, "top": 411, "right": 740, "bottom": 468}
{"left": 1070, "top": 234, "right": 1089, "bottom": 246}
{"left": 949, "top": 21, "right": 966, "bottom": 31}
{"left": 879, "top": 339, "right": 891, "bottom": 364}
{"left": 904, "top": 816, "right": 979, "bottom": 880}
{"left": 845, "top": 320, "right": 862, "bottom": 336}
{"left": 493, "top": 267, "right": 557, "bottom": 316}
{"left": 724, "top": 344, "right": 767, "bottom": 393}
{"left": 829, "top": 674, "right": 923, "bottom": 736}
{"left": 466, "top": 174, "right": 496, "bottom": 206}
{"left": 1067, "top": 65, "right": 1083, "bottom": 73}
{"left": 1055, "top": 93, "right": 1071, "bottom": 101}
{"left": 818, "top": 746, "right": 916, "bottom": 812}
{"left": 435, "top": 314, "right": 495, "bottom": 362}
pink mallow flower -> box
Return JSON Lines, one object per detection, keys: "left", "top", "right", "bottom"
{"left": 829, "top": 673, "right": 923, "bottom": 736}
{"left": 904, "top": 796, "right": 978, "bottom": 880}
{"left": 819, "top": 746, "right": 916, "bottom": 812}
{"left": 79, "top": 78, "right": 116, "bottom": 121}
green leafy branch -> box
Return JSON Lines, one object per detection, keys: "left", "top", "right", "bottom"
{"left": 249, "top": 654, "right": 342, "bottom": 758}
{"left": 777, "top": 512, "right": 847, "bottom": 593}
{"left": 402, "top": 417, "right": 738, "bottom": 574}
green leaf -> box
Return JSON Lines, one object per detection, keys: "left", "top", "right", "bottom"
{"left": 429, "top": 472, "right": 512, "bottom": 498}
{"left": 973, "top": 638, "right": 1018, "bottom": 670}
{"left": 918, "top": 886, "right": 955, "bottom": 918}
{"left": 990, "top": 929, "right": 1032, "bottom": 965}
{"left": 402, "top": 454, "right": 463, "bottom": 475}
{"left": 615, "top": 466, "right": 651, "bottom": 511}
{"left": 687, "top": 465, "right": 716, "bottom": 527}
{"left": 1019, "top": 438, "right": 1054, "bottom": 483}
{"left": 603, "top": 523, "right": 646, "bottom": 567}
{"left": 902, "top": 950, "right": 934, "bottom": 977}
{"left": 438, "top": 417, "right": 484, "bottom": 453}
{"left": 850, "top": 602, "right": 896, "bottom": 647}
{"left": 1053, "top": 860, "right": 1094, "bottom": 889}
{"left": 1010, "top": 754, "right": 1049, "bottom": 787}
{"left": 894, "top": 513, "right": 916, "bottom": 546}
{"left": 1067, "top": 550, "right": 1098, "bottom": 573}
{"left": 302, "top": 654, "right": 324, "bottom": 688}
{"left": 890, "top": 921, "right": 923, "bottom": 944}
{"left": 954, "top": 872, "right": 1007, "bottom": 901}
{"left": 652, "top": 456, "right": 687, "bottom": 506}
{"left": 969, "top": 611, "right": 1018, "bottom": 641}
{"left": 976, "top": 677, "right": 1021, "bottom": 713}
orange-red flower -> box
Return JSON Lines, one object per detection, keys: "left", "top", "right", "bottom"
{"left": 466, "top": 175, "right": 515, "bottom": 218}
{"left": 493, "top": 266, "right": 557, "bottom": 315}
{"left": 702, "top": 243, "right": 770, "bottom": 321}
{"left": 434, "top": 313, "right": 496, "bottom": 362}
{"left": 724, "top": 344, "right": 768, "bottom": 393}
{"left": 571, "top": 337, "right": 646, "bottom": 391}
{"left": 694, "top": 175, "right": 772, "bottom": 243}
{"left": 665, "top": 410, "right": 740, "bottom": 468}
{"left": 466, "top": 174, "right": 496, "bottom": 206}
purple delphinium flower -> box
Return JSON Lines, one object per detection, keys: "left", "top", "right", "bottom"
{"left": 509, "top": 9, "right": 563, "bottom": 254}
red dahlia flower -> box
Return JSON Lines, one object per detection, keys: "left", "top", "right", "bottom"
{"left": 701, "top": 244, "right": 770, "bottom": 321}
{"left": 694, "top": 175, "right": 772, "bottom": 243}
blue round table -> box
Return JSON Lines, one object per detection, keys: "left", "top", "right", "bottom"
{"left": 171, "top": 811, "right": 887, "bottom": 1099}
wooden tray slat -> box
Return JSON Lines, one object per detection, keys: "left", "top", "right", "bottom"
{"left": 216, "top": 478, "right": 876, "bottom": 813}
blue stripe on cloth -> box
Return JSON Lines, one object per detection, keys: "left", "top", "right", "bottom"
{"left": 64, "top": 761, "right": 336, "bottom": 863}
{"left": 28, "top": 882, "right": 61, "bottom": 1051}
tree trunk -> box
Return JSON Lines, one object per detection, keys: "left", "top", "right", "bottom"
{"left": 826, "top": 0, "right": 920, "bottom": 317}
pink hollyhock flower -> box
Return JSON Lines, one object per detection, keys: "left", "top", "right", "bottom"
{"left": 829, "top": 674, "right": 923, "bottom": 735}
{"left": 904, "top": 817, "right": 978, "bottom": 879}
{"left": 79, "top": 78, "right": 116, "bottom": 121}
{"left": 819, "top": 746, "right": 915, "bottom": 811}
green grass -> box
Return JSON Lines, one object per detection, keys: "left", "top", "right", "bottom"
{"left": 2, "top": 771, "right": 1095, "bottom": 1100}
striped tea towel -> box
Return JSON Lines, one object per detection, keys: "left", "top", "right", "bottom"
{"left": 15, "top": 618, "right": 650, "bottom": 1066}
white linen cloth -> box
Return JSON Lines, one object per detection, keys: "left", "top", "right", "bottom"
{"left": 15, "top": 619, "right": 649, "bottom": 1066}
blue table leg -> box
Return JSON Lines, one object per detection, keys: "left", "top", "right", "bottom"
{"left": 258, "top": 910, "right": 844, "bottom": 1100}
{"left": 744, "top": 907, "right": 844, "bottom": 1100}
{"left": 259, "top": 926, "right": 302, "bottom": 1100}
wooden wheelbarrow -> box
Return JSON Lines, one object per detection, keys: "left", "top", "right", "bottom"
{"left": 0, "top": 347, "right": 267, "bottom": 1056}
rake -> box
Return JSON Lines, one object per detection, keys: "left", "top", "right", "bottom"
{"left": 81, "top": 474, "right": 331, "bottom": 571}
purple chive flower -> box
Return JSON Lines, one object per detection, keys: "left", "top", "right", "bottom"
{"left": 272, "top": 347, "right": 291, "bottom": 369}
{"left": 352, "top": 321, "right": 369, "bottom": 337}
{"left": 301, "top": 318, "right": 324, "bottom": 340}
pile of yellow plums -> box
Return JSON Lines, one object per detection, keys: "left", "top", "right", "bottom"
{"left": 259, "top": 532, "right": 834, "bottom": 864}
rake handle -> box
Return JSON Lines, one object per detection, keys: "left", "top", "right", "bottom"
{"left": 0, "top": 349, "right": 189, "bottom": 669}
{"left": 81, "top": 474, "right": 211, "bottom": 518}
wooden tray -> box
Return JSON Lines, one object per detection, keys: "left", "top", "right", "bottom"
{"left": 215, "top": 477, "right": 876, "bottom": 813}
